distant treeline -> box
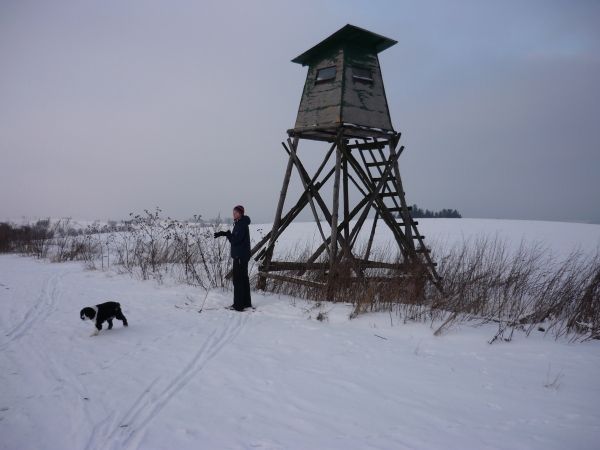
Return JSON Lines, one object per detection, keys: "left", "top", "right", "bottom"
{"left": 410, "top": 204, "right": 462, "bottom": 219}
{"left": 0, "top": 220, "right": 55, "bottom": 255}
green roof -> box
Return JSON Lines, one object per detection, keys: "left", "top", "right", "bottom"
{"left": 291, "top": 24, "right": 397, "bottom": 66}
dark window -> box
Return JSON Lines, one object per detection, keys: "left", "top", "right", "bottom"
{"left": 352, "top": 66, "right": 373, "bottom": 83}
{"left": 315, "top": 66, "right": 336, "bottom": 83}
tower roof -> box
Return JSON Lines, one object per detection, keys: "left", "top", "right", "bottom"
{"left": 291, "top": 24, "right": 397, "bottom": 66}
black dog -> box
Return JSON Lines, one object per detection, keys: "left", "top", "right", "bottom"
{"left": 80, "top": 301, "right": 128, "bottom": 336}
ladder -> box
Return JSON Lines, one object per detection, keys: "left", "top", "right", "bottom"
{"left": 352, "top": 138, "right": 442, "bottom": 285}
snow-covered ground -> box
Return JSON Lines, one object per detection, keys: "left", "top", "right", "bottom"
{"left": 257, "top": 218, "right": 600, "bottom": 261}
{"left": 1, "top": 219, "right": 600, "bottom": 450}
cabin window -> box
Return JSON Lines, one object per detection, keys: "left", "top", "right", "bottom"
{"left": 315, "top": 66, "right": 336, "bottom": 83}
{"left": 352, "top": 66, "right": 373, "bottom": 83}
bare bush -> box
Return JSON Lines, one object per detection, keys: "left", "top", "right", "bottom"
{"left": 428, "top": 238, "right": 600, "bottom": 342}
{"left": 97, "top": 209, "right": 235, "bottom": 289}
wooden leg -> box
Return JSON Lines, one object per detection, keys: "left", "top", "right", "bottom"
{"left": 257, "top": 138, "right": 296, "bottom": 290}
{"left": 326, "top": 142, "right": 342, "bottom": 297}
{"left": 364, "top": 211, "right": 379, "bottom": 261}
{"left": 284, "top": 139, "right": 329, "bottom": 247}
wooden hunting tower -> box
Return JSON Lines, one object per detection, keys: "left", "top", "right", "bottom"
{"left": 252, "top": 24, "right": 441, "bottom": 296}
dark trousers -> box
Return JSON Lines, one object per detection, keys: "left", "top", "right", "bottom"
{"left": 232, "top": 257, "right": 252, "bottom": 310}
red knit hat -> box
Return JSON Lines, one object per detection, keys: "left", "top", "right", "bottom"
{"left": 233, "top": 205, "right": 245, "bottom": 215}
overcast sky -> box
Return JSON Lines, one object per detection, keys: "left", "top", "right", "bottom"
{"left": 1, "top": 0, "right": 599, "bottom": 224}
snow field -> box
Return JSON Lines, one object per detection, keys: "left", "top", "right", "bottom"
{"left": 1, "top": 218, "right": 600, "bottom": 449}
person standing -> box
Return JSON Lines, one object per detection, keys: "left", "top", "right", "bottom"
{"left": 214, "top": 205, "right": 252, "bottom": 311}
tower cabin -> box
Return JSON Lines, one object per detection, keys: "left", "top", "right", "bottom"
{"left": 290, "top": 24, "right": 397, "bottom": 142}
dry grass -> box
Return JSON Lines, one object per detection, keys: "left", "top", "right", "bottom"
{"left": 262, "top": 236, "right": 600, "bottom": 342}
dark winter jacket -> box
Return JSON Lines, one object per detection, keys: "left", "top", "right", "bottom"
{"left": 227, "top": 215, "right": 251, "bottom": 260}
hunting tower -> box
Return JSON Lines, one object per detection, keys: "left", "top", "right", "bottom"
{"left": 251, "top": 24, "right": 441, "bottom": 296}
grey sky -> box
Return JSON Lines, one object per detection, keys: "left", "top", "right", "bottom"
{"left": 1, "top": 0, "right": 599, "bottom": 224}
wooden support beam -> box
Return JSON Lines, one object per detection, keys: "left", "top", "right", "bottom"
{"left": 396, "top": 221, "right": 419, "bottom": 226}
{"left": 347, "top": 141, "right": 387, "bottom": 150}
{"left": 309, "top": 141, "right": 337, "bottom": 183}
{"left": 260, "top": 260, "right": 410, "bottom": 272}
{"left": 251, "top": 151, "right": 336, "bottom": 265}
{"left": 329, "top": 142, "right": 342, "bottom": 270}
{"left": 253, "top": 165, "right": 336, "bottom": 262}
{"left": 283, "top": 138, "right": 356, "bottom": 261}
{"left": 300, "top": 141, "right": 402, "bottom": 270}
{"left": 259, "top": 261, "right": 329, "bottom": 272}
{"left": 269, "top": 143, "right": 295, "bottom": 244}
{"left": 346, "top": 171, "right": 368, "bottom": 197}
{"left": 343, "top": 154, "right": 350, "bottom": 244}
{"left": 257, "top": 141, "right": 296, "bottom": 290}
{"left": 267, "top": 273, "right": 434, "bottom": 285}
{"left": 303, "top": 193, "right": 373, "bottom": 267}
{"left": 260, "top": 272, "right": 326, "bottom": 290}
{"left": 284, "top": 139, "right": 328, "bottom": 247}
{"left": 365, "top": 161, "right": 390, "bottom": 168}
{"left": 388, "top": 206, "right": 413, "bottom": 213}
{"left": 370, "top": 177, "right": 397, "bottom": 183}
{"left": 363, "top": 211, "right": 379, "bottom": 261}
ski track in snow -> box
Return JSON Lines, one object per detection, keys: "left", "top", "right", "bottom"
{"left": 1, "top": 267, "right": 96, "bottom": 444}
{"left": 86, "top": 311, "right": 249, "bottom": 450}
{"left": 1, "top": 271, "right": 65, "bottom": 349}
